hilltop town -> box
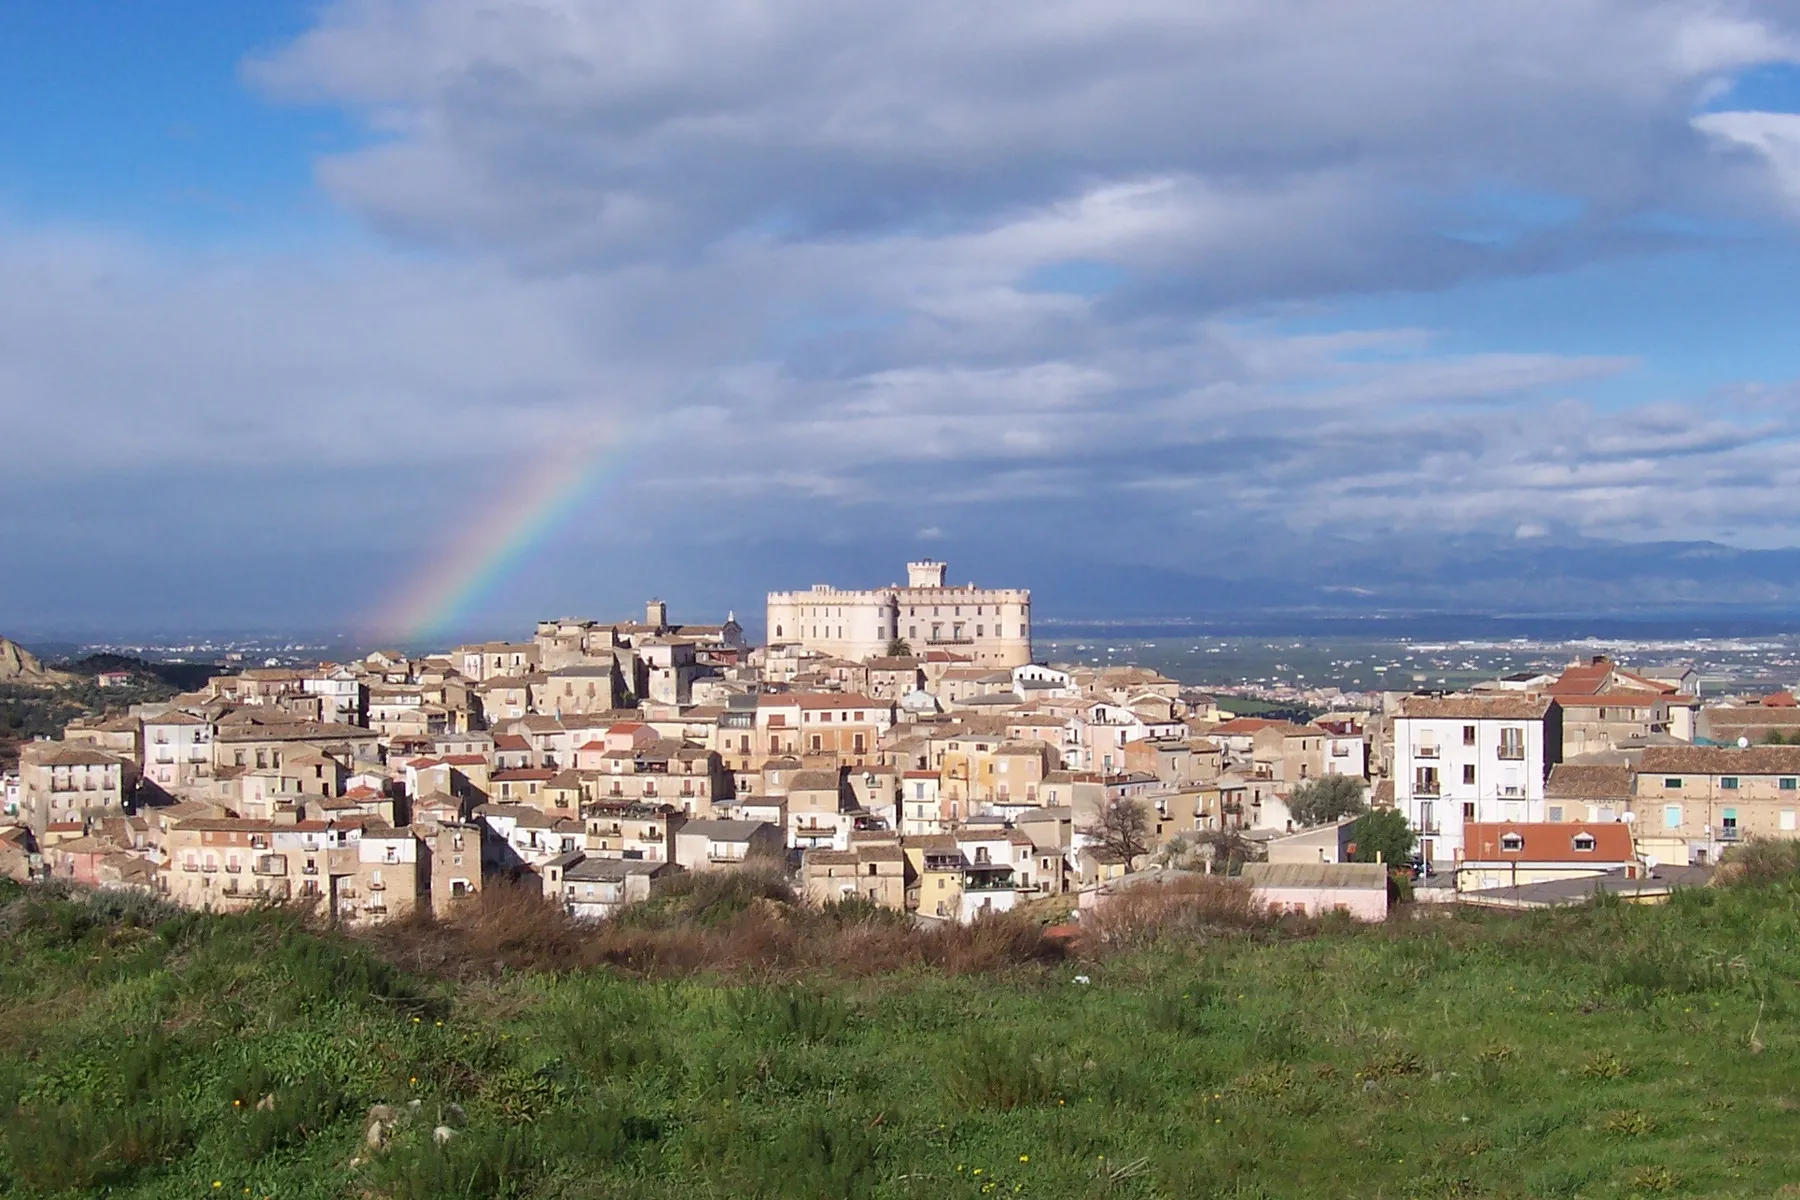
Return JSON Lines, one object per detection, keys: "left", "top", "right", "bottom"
{"left": 3, "top": 559, "right": 1796, "bottom": 922}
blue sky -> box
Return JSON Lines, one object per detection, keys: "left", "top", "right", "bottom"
{"left": 6, "top": 2, "right": 1800, "bottom": 638}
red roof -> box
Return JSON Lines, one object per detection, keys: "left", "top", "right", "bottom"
{"left": 1211, "top": 717, "right": 1281, "bottom": 734}
{"left": 1764, "top": 691, "right": 1798, "bottom": 708}
{"left": 492, "top": 734, "right": 531, "bottom": 751}
{"left": 1460, "top": 822, "right": 1634, "bottom": 864}
{"left": 440, "top": 754, "right": 489, "bottom": 766}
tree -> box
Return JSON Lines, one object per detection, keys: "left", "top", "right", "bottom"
{"left": 885, "top": 638, "right": 913, "bottom": 658}
{"left": 1194, "top": 827, "right": 1256, "bottom": 876}
{"left": 1083, "top": 797, "right": 1152, "bottom": 866}
{"left": 1351, "top": 808, "right": 1416, "bottom": 868}
{"left": 1287, "top": 774, "right": 1368, "bottom": 827}
{"left": 1766, "top": 730, "right": 1788, "bottom": 745}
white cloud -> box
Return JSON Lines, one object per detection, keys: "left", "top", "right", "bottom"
{"left": 1695, "top": 110, "right": 1800, "bottom": 206}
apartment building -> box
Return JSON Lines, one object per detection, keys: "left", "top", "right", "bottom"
{"left": 18, "top": 742, "right": 129, "bottom": 837}
{"left": 1631, "top": 746, "right": 1800, "bottom": 865}
{"left": 142, "top": 711, "right": 214, "bottom": 794}
{"left": 1391, "top": 695, "right": 1561, "bottom": 869}
{"left": 767, "top": 560, "right": 1032, "bottom": 667}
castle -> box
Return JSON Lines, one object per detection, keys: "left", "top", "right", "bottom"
{"left": 766, "top": 561, "right": 1032, "bottom": 667}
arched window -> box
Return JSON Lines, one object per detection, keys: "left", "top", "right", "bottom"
{"left": 1500, "top": 832, "right": 1524, "bottom": 852}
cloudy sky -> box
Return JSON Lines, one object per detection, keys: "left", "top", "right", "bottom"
{"left": 5, "top": 1, "right": 1800, "bottom": 638}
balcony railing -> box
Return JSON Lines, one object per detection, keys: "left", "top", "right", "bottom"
{"left": 1415, "top": 745, "right": 1439, "bottom": 758}
{"left": 1497, "top": 748, "right": 1525, "bottom": 761}
{"left": 201, "top": 863, "right": 217, "bottom": 873}
{"left": 1413, "top": 783, "right": 1441, "bottom": 798}
{"left": 368, "top": 879, "right": 386, "bottom": 891}
{"left": 1720, "top": 829, "right": 1741, "bottom": 842}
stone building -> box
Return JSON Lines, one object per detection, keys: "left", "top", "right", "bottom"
{"left": 766, "top": 560, "right": 1031, "bottom": 667}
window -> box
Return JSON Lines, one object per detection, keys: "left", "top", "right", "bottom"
{"left": 1462, "top": 802, "right": 1476, "bottom": 821}
{"left": 1462, "top": 764, "right": 1476, "bottom": 785}
{"left": 1462, "top": 725, "right": 1476, "bottom": 745}
{"left": 1721, "top": 777, "right": 1739, "bottom": 790}
{"left": 1547, "top": 805, "right": 1564, "bottom": 822}
{"left": 1498, "top": 727, "right": 1524, "bottom": 759}
{"left": 1664, "top": 778, "right": 1682, "bottom": 789}
{"left": 1783, "top": 778, "right": 1798, "bottom": 791}
{"left": 1500, "top": 832, "right": 1524, "bottom": 851}
{"left": 1572, "top": 833, "right": 1596, "bottom": 852}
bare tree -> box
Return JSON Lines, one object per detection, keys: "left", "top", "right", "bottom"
{"left": 1084, "top": 797, "right": 1153, "bottom": 866}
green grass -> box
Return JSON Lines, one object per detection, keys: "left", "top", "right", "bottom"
{"left": 1, "top": 876, "right": 1799, "bottom": 1198}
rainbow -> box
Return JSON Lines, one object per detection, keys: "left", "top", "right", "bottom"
{"left": 375, "top": 431, "right": 636, "bottom": 647}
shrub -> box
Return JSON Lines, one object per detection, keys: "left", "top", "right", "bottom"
{"left": 0, "top": 1103, "right": 189, "bottom": 1193}
{"left": 1080, "top": 875, "right": 1263, "bottom": 950}
{"left": 373, "top": 1126, "right": 539, "bottom": 1200}
{"left": 1716, "top": 839, "right": 1800, "bottom": 887}
{"left": 948, "top": 1033, "right": 1062, "bottom": 1110}
{"left": 220, "top": 1072, "right": 349, "bottom": 1162}
{"left": 729, "top": 987, "right": 856, "bottom": 1044}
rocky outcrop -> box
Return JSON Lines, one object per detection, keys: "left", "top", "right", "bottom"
{"left": 0, "top": 637, "right": 55, "bottom": 684}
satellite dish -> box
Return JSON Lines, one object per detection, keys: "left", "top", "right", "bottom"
{"left": 1739, "top": 736, "right": 1751, "bottom": 749}
{"left": 1621, "top": 811, "right": 1636, "bottom": 824}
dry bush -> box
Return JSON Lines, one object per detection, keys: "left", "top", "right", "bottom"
{"left": 1078, "top": 875, "right": 1268, "bottom": 952}
{"left": 363, "top": 873, "right": 1065, "bottom": 981}
{"left": 1715, "top": 838, "right": 1800, "bottom": 888}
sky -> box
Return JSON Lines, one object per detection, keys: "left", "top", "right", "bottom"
{"left": 6, "top": 1, "right": 1800, "bottom": 640}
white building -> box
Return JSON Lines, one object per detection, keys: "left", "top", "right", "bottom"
{"left": 142, "top": 712, "right": 214, "bottom": 794}
{"left": 766, "top": 560, "right": 1031, "bottom": 667}
{"left": 1391, "top": 695, "right": 1562, "bottom": 869}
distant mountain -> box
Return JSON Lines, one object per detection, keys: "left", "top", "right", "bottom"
{"left": 1015, "top": 535, "right": 1800, "bottom": 622}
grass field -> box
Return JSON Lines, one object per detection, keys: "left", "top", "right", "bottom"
{"left": 1, "top": 862, "right": 1798, "bottom": 1200}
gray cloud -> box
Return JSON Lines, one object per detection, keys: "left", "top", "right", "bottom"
{"left": 8, "top": 1, "right": 1800, "bottom": 629}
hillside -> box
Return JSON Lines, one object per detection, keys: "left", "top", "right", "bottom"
{"left": 1, "top": 865, "right": 1798, "bottom": 1199}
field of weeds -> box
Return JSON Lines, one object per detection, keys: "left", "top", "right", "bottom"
{"left": 1, "top": 862, "right": 1799, "bottom": 1199}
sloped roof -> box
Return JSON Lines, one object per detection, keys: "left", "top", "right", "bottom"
{"left": 1461, "top": 822, "right": 1634, "bottom": 863}
{"left": 1395, "top": 695, "right": 1555, "bottom": 720}
{"left": 1241, "top": 862, "right": 1387, "bottom": 890}
{"left": 1545, "top": 763, "right": 1635, "bottom": 799}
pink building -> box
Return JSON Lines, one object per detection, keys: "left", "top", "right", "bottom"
{"left": 1241, "top": 861, "right": 1389, "bottom": 921}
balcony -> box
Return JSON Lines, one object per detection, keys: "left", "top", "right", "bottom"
{"left": 225, "top": 862, "right": 241, "bottom": 874}
{"left": 368, "top": 879, "right": 386, "bottom": 891}
{"left": 1719, "top": 828, "right": 1741, "bottom": 843}
{"left": 303, "top": 863, "right": 318, "bottom": 875}
{"left": 1415, "top": 745, "right": 1439, "bottom": 759}
{"left": 182, "top": 862, "right": 199, "bottom": 873}
{"left": 926, "top": 635, "right": 975, "bottom": 645}
{"left": 965, "top": 876, "right": 1017, "bottom": 892}
{"left": 201, "top": 863, "right": 218, "bottom": 873}
{"left": 1413, "top": 783, "right": 1441, "bottom": 798}
{"left": 1497, "top": 748, "right": 1525, "bottom": 761}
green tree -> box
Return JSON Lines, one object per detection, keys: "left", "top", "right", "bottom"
{"left": 1351, "top": 808, "right": 1416, "bottom": 867}
{"left": 1287, "top": 774, "right": 1368, "bottom": 826}
{"left": 884, "top": 638, "right": 913, "bottom": 658}
{"left": 1766, "top": 730, "right": 1788, "bottom": 745}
